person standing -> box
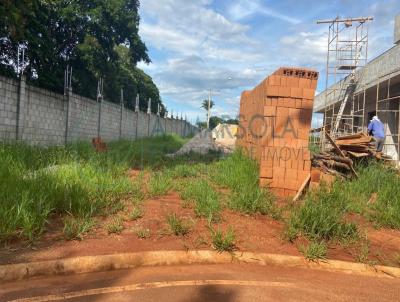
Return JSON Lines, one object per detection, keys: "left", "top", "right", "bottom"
{"left": 367, "top": 116, "right": 385, "bottom": 157}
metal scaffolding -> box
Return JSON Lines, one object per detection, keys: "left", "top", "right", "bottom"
{"left": 317, "top": 16, "right": 373, "bottom": 146}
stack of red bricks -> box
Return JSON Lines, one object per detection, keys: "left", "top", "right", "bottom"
{"left": 237, "top": 67, "right": 318, "bottom": 198}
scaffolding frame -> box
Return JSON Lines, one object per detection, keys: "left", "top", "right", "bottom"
{"left": 375, "top": 76, "right": 400, "bottom": 162}
{"left": 317, "top": 17, "right": 373, "bottom": 148}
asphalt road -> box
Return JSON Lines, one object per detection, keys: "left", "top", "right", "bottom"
{"left": 1, "top": 263, "right": 400, "bottom": 301}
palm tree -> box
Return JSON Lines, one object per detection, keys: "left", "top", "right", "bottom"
{"left": 201, "top": 99, "right": 214, "bottom": 111}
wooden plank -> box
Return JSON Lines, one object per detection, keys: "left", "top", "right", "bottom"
{"left": 347, "top": 151, "right": 370, "bottom": 158}
{"left": 336, "top": 137, "right": 372, "bottom": 145}
{"left": 335, "top": 132, "right": 366, "bottom": 140}
{"left": 293, "top": 174, "right": 311, "bottom": 202}
{"left": 325, "top": 131, "right": 358, "bottom": 178}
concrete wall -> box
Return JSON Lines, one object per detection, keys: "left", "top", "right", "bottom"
{"left": 0, "top": 75, "right": 198, "bottom": 145}
{"left": 0, "top": 75, "right": 18, "bottom": 141}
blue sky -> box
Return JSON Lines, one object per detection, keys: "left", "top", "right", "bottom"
{"left": 138, "top": 0, "right": 399, "bottom": 125}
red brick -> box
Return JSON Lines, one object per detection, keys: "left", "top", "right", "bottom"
{"left": 264, "top": 105, "right": 276, "bottom": 117}
{"left": 260, "top": 166, "right": 273, "bottom": 178}
{"left": 278, "top": 86, "right": 291, "bottom": 97}
{"left": 266, "top": 85, "right": 279, "bottom": 96}
{"left": 301, "top": 99, "right": 313, "bottom": 110}
{"left": 303, "top": 88, "right": 315, "bottom": 100}
{"left": 276, "top": 106, "right": 289, "bottom": 117}
{"left": 291, "top": 87, "right": 303, "bottom": 98}
{"left": 303, "top": 160, "right": 311, "bottom": 171}
{"left": 260, "top": 178, "right": 273, "bottom": 187}
{"left": 268, "top": 75, "right": 281, "bottom": 86}
{"left": 298, "top": 78, "right": 311, "bottom": 89}
{"left": 310, "top": 168, "right": 321, "bottom": 182}
{"left": 286, "top": 77, "right": 299, "bottom": 87}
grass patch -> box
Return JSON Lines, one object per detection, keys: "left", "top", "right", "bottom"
{"left": 300, "top": 241, "right": 327, "bottom": 261}
{"left": 210, "top": 227, "right": 236, "bottom": 252}
{"left": 180, "top": 179, "right": 221, "bottom": 222}
{"left": 170, "top": 164, "right": 199, "bottom": 178}
{"left": 285, "top": 186, "right": 358, "bottom": 242}
{"left": 166, "top": 213, "right": 191, "bottom": 236}
{"left": 135, "top": 227, "right": 151, "bottom": 239}
{"left": 63, "top": 217, "right": 94, "bottom": 240}
{"left": 0, "top": 136, "right": 185, "bottom": 243}
{"left": 129, "top": 207, "right": 144, "bottom": 221}
{"left": 148, "top": 171, "right": 172, "bottom": 197}
{"left": 210, "top": 151, "right": 276, "bottom": 216}
{"left": 106, "top": 217, "right": 124, "bottom": 234}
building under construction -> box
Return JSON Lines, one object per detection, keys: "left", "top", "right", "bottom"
{"left": 314, "top": 14, "right": 400, "bottom": 163}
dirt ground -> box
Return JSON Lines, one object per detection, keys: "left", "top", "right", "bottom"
{"left": 1, "top": 186, "right": 400, "bottom": 267}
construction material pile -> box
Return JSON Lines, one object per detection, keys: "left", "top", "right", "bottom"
{"left": 311, "top": 132, "right": 388, "bottom": 183}
{"left": 312, "top": 152, "right": 354, "bottom": 179}
{"left": 237, "top": 67, "right": 319, "bottom": 198}
{"left": 335, "top": 132, "right": 374, "bottom": 158}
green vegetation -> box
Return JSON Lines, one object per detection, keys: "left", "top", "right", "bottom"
{"left": 166, "top": 213, "right": 191, "bottom": 236}
{"left": 3, "top": 133, "right": 400, "bottom": 268}
{"left": 211, "top": 151, "right": 276, "bottom": 216}
{"left": 135, "top": 227, "right": 151, "bottom": 239}
{"left": 285, "top": 186, "right": 358, "bottom": 242}
{"left": 286, "top": 162, "right": 400, "bottom": 246}
{"left": 63, "top": 217, "right": 94, "bottom": 241}
{"left": 148, "top": 171, "right": 172, "bottom": 197}
{"left": 180, "top": 180, "right": 221, "bottom": 222}
{"left": 300, "top": 241, "right": 327, "bottom": 261}
{"left": 210, "top": 227, "right": 236, "bottom": 252}
{"left": 107, "top": 217, "right": 124, "bottom": 234}
{"left": 0, "top": 135, "right": 185, "bottom": 243}
{"left": 0, "top": 0, "right": 164, "bottom": 113}
{"left": 129, "top": 207, "right": 144, "bottom": 221}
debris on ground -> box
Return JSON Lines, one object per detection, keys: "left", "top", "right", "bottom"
{"left": 309, "top": 131, "right": 394, "bottom": 190}
{"left": 170, "top": 130, "right": 220, "bottom": 156}
{"left": 335, "top": 132, "right": 375, "bottom": 158}
{"left": 212, "top": 123, "right": 237, "bottom": 153}
{"left": 92, "top": 137, "right": 107, "bottom": 152}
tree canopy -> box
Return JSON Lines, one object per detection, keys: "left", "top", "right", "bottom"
{"left": 0, "top": 0, "right": 163, "bottom": 112}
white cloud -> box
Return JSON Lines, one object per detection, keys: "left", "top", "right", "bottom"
{"left": 138, "top": 0, "right": 397, "bottom": 121}
{"left": 228, "top": 0, "right": 301, "bottom": 24}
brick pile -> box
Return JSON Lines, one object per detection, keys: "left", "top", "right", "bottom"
{"left": 237, "top": 67, "right": 319, "bottom": 198}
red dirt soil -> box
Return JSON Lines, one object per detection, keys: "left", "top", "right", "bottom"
{"left": 0, "top": 192, "right": 399, "bottom": 267}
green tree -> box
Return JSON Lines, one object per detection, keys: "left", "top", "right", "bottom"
{"left": 0, "top": 0, "right": 162, "bottom": 112}
{"left": 209, "top": 116, "right": 224, "bottom": 129}
{"left": 201, "top": 99, "right": 215, "bottom": 111}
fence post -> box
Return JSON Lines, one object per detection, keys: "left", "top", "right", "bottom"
{"left": 16, "top": 75, "right": 27, "bottom": 141}
{"left": 147, "top": 98, "right": 151, "bottom": 137}
{"left": 97, "top": 96, "right": 102, "bottom": 138}
{"left": 135, "top": 93, "right": 139, "bottom": 139}
{"left": 64, "top": 87, "right": 72, "bottom": 144}
{"left": 119, "top": 88, "right": 123, "bottom": 139}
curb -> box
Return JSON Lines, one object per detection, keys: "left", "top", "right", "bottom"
{"left": 1, "top": 250, "right": 400, "bottom": 282}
